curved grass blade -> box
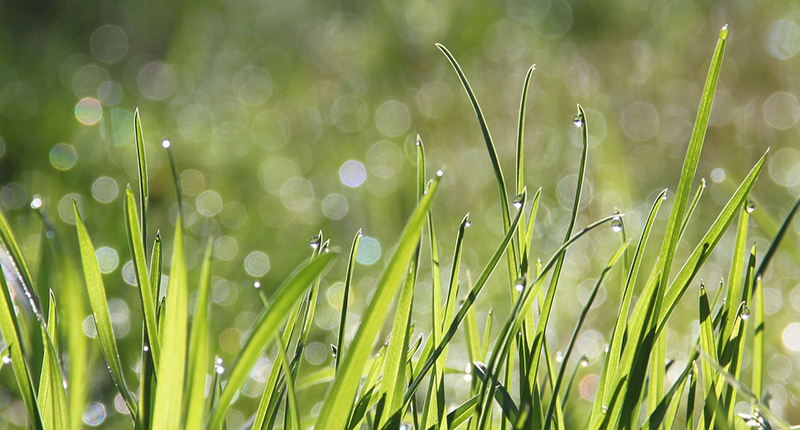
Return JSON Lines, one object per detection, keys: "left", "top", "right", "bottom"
{"left": 336, "top": 230, "right": 361, "bottom": 373}
{"left": 124, "top": 189, "right": 160, "bottom": 367}
{"left": 185, "top": 238, "right": 214, "bottom": 429}
{"left": 0, "top": 210, "right": 44, "bottom": 321}
{"left": 163, "top": 139, "right": 184, "bottom": 218}
{"left": 313, "top": 174, "right": 441, "bottom": 430}
{"left": 208, "top": 251, "right": 336, "bottom": 429}
{"left": 152, "top": 218, "right": 188, "bottom": 429}
{"left": 436, "top": 43, "right": 519, "bottom": 283}
{"left": 73, "top": 203, "right": 137, "bottom": 416}
{"left": 275, "top": 334, "right": 300, "bottom": 430}
{"left": 543, "top": 242, "right": 628, "bottom": 430}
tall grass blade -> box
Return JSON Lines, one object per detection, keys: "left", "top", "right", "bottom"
{"left": 185, "top": 238, "right": 214, "bottom": 429}
{"left": 752, "top": 277, "right": 764, "bottom": 401}
{"left": 755, "top": 195, "right": 800, "bottom": 279}
{"left": 0, "top": 210, "right": 44, "bottom": 321}
{"left": 38, "top": 291, "right": 68, "bottom": 430}
{"left": 208, "top": 251, "right": 336, "bottom": 429}
{"left": 134, "top": 108, "right": 149, "bottom": 252}
{"left": 124, "top": 189, "right": 160, "bottom": 367}
{"left": 335, "top": 229, "right": 361, "bottom": 373}
{"left": 152, "top": 218, "right": 189, "bottom": 430}
{"left": 73, "top": 202, "right": 137, "bottom": 416}
{"left": 314, "top": 173, "right": 441, "bottom": 430}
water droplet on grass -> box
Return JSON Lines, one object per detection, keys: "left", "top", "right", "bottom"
{"left": 143, "top": 345, "right": 150, "bottom": 352}
{"left": 740, "top": 305, "right": 751, "bottom": 320}
{"left": 610, "top": 217, "right": 623, "bottom": 233}
{"left": 31, "top": 195, "right": 42, "bottom": 209}
{"left": 555, "top": 351, "right": 563, "bottom": 363}
{"left": 573, "top": 112, "right": 585, "bottom": 127}
{"left": 2, "top": 355, "right": 11, "bottom": 364}
{"left": 161, "top": 139, "right": 171, "bottom": 148}
{"left": 515, "top": 275, "right": 526, "bottom": 292}
{"left": 330, "top": 344, "right": 337, "bottom": 357}
{"left": 310, "top": 232, "right": 322, "bottom": 249}
{"left": 253, "top": 281, "right": 261, "bottom": 289}
{"left": 512, "top": 193, "right": 524, "bottom": 209}
{"left": 746, "top": 199, "right": 756, "bottom": 213}
{"left": 580, "top": 357, "right": 589, "bottom": 367}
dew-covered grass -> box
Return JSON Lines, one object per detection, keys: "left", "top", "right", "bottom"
{"left": 1, "top": 26, "right": 799, "bottom": 430}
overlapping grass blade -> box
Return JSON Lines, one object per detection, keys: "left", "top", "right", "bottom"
{"left": 208, "top": 251, "right": 336, "bottom": 429}
{"left": 752, "top": 277, "right": 764, "bottom": 401}
{"left": 436, "top": 43, "right": 519, "bottom": 284}
{"left": 152, "top": 218, "right": 189, "bottom": 430}
{"left": 335, "top": 229, "right": 361, "bottom": 373}
{"left": 73, "top": 202, "right": 137, "bottom": 417}
{"left": 314, "top": 173, "right": 441, "bottom": 430}
{"left": 185, "top": 238, "right": 214, "bottom": 429}
{"left": 124, "top": 189, "right": 160, "bottom": 367}
{"left": 0, "top": 210, "right": 44, "bottom": 322}
{"left": 134, "top": 108, "right": 149, "bottom": 252}
{"left": 38, "top": 291, "right": 68, "bottom": 430}
{"left": 755, "top": 195, "right": 800, "bottom": 279}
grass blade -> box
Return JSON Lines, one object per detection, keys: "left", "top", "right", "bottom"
{"left": 208, "top": 251, "right": 336, "bottom": 429}
{"left": 124, "top": 188, "right": 160, "bottom": 367}
{"left": 335, "top": 230, "right": 362, "bottom": 373}
{"left": 38, "top": 291, "right": 69, "bottom": 430}
{"left": 134, "top": 108, "right": 149, "bottom": 252}
{"left": 73, "top": 202, "right": 138, "bottom": 417}
{"left": 185, "top": 238, "right": 214, "bottom": 429}
{"left": 314, "top": 173, "right": 441, "bottom": 430}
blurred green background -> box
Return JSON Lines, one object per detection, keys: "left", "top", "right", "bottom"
{"left": 1, "top": 0, "right": 800, "bottom": 427}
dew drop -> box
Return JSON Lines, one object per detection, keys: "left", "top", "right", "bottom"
{"left": 142, "top": 345, "right": 150, "bottom": 352}
{"left": 515, "top": 275, "right": 526, "bottom": 292}
{"left": 161, "top": 139, "right": 171, "bottom": 148}
{"left": 740, "top": 305, "right": 751, "bottom": 320}
{"left": 746, "top": 199, "right": 756, "bottom": 214}
{"left": 580, "top": 358, "right": 589, "bottom": 367}
{"left": 31, "top": 195, "right": 43, "bottom": 209}
{"left": 700, "top": 178, "right": 707, "bottom": 189}
{"left": 720, "top": 24, "right": 729, "bottom": 40}
{"left": 330, "top": 344, "right": 337, "bottom": 357}
{"left": 573, "top": 112, "right": 585, "bottom": 127}
{"left": 602, "top": 406, "right": 608, "bottom": 414}
{"left": 512, "top": 193, "right": 524, "bottom": 209}
{"left": 555, "top": 351, "right": 563, "bottom": 363}
{"left": 253, "top": 281, "right": 261, "bottom": 289}
{"left": 214, "top": 357, "right": 225, "bottom": 374}
{"left": 1, "top": 355, "right": 11, "bottom": 364}
{"left": 610, "top": 216, "right": 623, "bottom": 233}
{"left": 310, "top": 232, "right": 322, "bottom": 249}
{"left": 436, "top": 169, "right": 444, "bottom": 177}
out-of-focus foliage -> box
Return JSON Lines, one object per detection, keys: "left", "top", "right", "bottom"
{"left": 1, "top": 0, "right": 799, "bottom": 428}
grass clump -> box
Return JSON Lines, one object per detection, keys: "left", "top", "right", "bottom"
{"left": 0, "top": 25, "right": 797, "bottom": 430}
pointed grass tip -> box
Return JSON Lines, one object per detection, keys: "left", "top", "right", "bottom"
{"left": 720, "top": 24, "right": 728, "bottom": 40}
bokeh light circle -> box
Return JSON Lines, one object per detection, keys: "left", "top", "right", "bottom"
{"left": 92, "top": 177, "right": 119, "bottom": 203}
{"left": 339, "top": 160, "right": 367, "bottom": 187}
{"left": 50, "top": 143, "right": 78, "bottom": 170}
{"left": 90, "top": 25, "right": 129, "bottom": 63}
{"left": 244, "top": 251, "right": 270, "bottom": 277}
{"left": 280, "top": 177, "right": 314, "bottom": 211}
{"left": 367, "top": 141, "right": 403, "bottom": 178}
{"left": 766, "top": 19, "right": 800, "bottom": 60}
{"left": 763, "top": 92, "right": 800, "bottom": 130}
{"left": 82, "top": 402, "right": 107, "bottom": 426}
{"left": 621, "top": 102, "right": 659, "bottom": 141}
{"left": 356, "top": 236, "right": 381, "bottom": 265}
{"left": 375, "top": 100, "right": 411, "bottom": 137}
{"left": 782, "top": 322, "right": 800, "bottom": 351}
{"left": 75, "top": 97, "right": 103, "bottom": 125}
{"left": 95, "top": 247, "right": 119, "bottom": 274}
{"left": 769, "top": 148, "right": 800, "bottom": 187}
{"left": 196, "top": 190, "right": 223, "bottom": 216}
{"left": 322, "top": 193, "right": 348, "bottom": 220}
{"left": 332, "top": 95, "right": 368, "bottom": 132}
{"left": 138, "top": 62, "right": 177, "bottom": 100}
{"left": 214, "top": 236, "right": 239, "bottom": 261}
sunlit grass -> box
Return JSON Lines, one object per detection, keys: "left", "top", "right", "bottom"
{"left": 0, "top": 26, "right": 799, "bottom": 430}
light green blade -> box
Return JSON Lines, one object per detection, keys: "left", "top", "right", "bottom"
{"left": 185, "top": 238, "right": 214, "bottom": 429}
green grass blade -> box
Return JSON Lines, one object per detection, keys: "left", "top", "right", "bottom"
{"left": 752, "top": 277, "right": 764, "bottom": 400}
{"left": 590, "top": 189, "right": 666, "bottom": 426}
{"left": 134, "top": 108, "right": 149, "bottom": 252}
{"left": 185, "top": 238, "right": 214, "bottom": 429}
{"left": 335, "top": 229, "right": 361, "bottom": 373}
{"left": 543, "top": 242, "right": 628, "bottom": 430}
{"left": 38, "top": 291, "right": 69, "bottom": 430}
{"left": 436, "top": 43, "right": 518, "bottom": 285}
{"left": 474, "top": 362, "right": 520, "bottom": 424}
{"left": 275, "top": 334, "right": 301, "bottom": 430}
{"left": 698, "top": 283, "right": 718, "bottom": 429}
{"left": 0, "top": 210, "right": 44, "bottom": 321}
{"left": 678, "top": 178, "right": 707, "bottom": 241}
{"left": 755, "top": 195, "right": 800, "bottom": 279}
{"left": 515, "top": 65, "right": 534, "bottom": 197}
{"left": 124, "top": 189, "right": 160, "bottom": 368}
{"left": 73, "top": 202, "right": 137, "bottom": 416}
{"left": 658, "top": 151, "right": 767, "bottom": 331}
{"left": 208, "top": 251, "right": 336, "bottom": 429}
{"left": 314, "top": 173, "right": 441, "bottom": 430}
{"left": 152, "top": 218, "right": 189, "bottom": 430}
{"left": 717, "top": 205, "right": 749, "bottom": 359}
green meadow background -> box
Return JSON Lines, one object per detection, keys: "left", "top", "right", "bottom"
{"left": 1, "top": 0, "right": 800, "bottom": 427}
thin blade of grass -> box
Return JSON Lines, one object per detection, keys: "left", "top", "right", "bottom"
{"left": 0, "top": 210, "right": 44, "bottom": 321}
{"left": 699, "top": 283, "right": 718, "bottom": 429}
{"left": 38, "top": 291, "right": 69, "bottom": 430}
{"left": 755, "top": 195, "right": 800, "bottom": 280}
{"left": 314, "top": 174, "right": 441, "bottom": 430}
{"left": 335, "top": 229, "right": 361, "bottom": 373}
{"left": 275, "top": 334, "right": 301, "bottom": 430}
{"left": 73, "top": 202, "right": 137, "bottom": 416}
{"left": 185, "top": 238, "right": 214, "bottom": 429}
{"left": 134, "top": 108, "right": 149, "bottom": 253}
{"left": 208, "top": 251, "right": 336, "bottom": 429}
{"left": 436, "top": 43, "right": 518, "bottom": 285}
{"left": 752, "top": 277, "right": 764, "bottom": 400}
{"left": 124, "top": 189, "right": 160, "bottom": 368}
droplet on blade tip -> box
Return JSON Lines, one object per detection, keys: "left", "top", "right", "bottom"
{"left": 161, "top": 139, "right": 171, "bottom": 148}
